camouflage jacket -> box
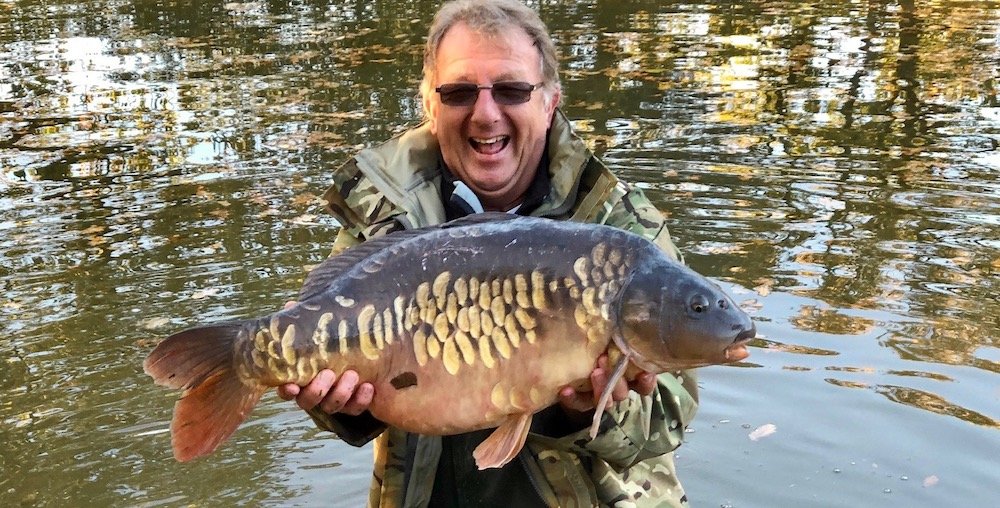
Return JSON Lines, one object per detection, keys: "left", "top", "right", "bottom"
{"left": 313, "top": 110, "right": 698, "bottom": 507}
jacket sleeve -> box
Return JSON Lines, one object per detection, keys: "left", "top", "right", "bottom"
{"left": 305, "top": 406, "right": 388, "bottom": 447}
{"left": 600, "top": 183, "right": 684, "bottom": 263}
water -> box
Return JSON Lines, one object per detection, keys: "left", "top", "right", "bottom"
{"left": 2, "top": 1, "right": 998, "bottom": 506}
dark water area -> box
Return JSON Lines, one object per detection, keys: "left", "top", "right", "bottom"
{"left": 1, "top": 1, "right": 998, "bottom": 506}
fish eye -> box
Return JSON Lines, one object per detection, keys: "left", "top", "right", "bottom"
{"left": 690, "top": 295, "right": 709, "bottom": 314}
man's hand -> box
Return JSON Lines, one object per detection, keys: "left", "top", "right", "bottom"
{"left": 275, "top": 300, "right": 375, "bottom": 416}
{"left": 557, "top": 354, "right": 656, "bottom": 420}
{"left": 276, "top": 369, "right": 374, "bottom": 416}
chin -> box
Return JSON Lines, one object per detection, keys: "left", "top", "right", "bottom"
{"left": 469, "top": 171, "right": 516, "bottom": 191}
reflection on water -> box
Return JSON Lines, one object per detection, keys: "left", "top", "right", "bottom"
{"left": 2, "top": 0, "right": 998, "bottom": 506}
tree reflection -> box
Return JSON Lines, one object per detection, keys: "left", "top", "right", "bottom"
{"left": 2, "top": 0, "right": 999, "bottom": 505}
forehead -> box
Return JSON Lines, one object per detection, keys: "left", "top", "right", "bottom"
{"left": 435, "top": 22, "right": 541, "bottom": 81}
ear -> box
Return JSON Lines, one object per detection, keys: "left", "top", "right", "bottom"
{"left": 423, "top": 91, "right": 439, "bottom": 135}
{"left": 545, "top": 87, "right": 561, "bottom": 121}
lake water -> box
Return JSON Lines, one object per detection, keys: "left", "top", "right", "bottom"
{"left": 1, "top": 1, "right": 998, "bottom": 506}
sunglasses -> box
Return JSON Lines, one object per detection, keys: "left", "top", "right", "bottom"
{"left": 435, "top": 81, "right": 545, "bottom": 107}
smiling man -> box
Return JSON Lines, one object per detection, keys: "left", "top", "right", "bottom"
{"left": 277, "top": 1, "right": 698, "bottom": 506}
{"left": 424, "top": 19, "right": 558, "bottom": 212}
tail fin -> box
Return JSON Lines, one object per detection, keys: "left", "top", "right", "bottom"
{"left": 143, "top": 322, "right": 267, "bottom": 462}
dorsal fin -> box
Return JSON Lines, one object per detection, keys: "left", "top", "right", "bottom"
{"left": 298, "top": 212, "right": 521, "bottom": 302}
{"left": 298, "top": 228, "right": 425, "bottom": 302}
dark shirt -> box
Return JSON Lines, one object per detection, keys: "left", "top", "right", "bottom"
{"left": 427, "top": 405, "right": 592, "bottom": 507}
{"left": 428, "top": 428, "right": 542, "bottom": 508}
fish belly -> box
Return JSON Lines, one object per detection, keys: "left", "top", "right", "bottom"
{"left": 367, "top": 311, "right": 611, "bottom": 435}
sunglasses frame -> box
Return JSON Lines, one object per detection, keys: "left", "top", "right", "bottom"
{"left": 434, "top": 81, "right": 546, "bottom": 107}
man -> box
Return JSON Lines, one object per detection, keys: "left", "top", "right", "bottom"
{"left": 278, "top": 1, "right": 698, "bottom": 506}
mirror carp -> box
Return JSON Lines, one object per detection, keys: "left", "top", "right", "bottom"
{"left": 144, "top": 213, "right": 756, "bottom": 468}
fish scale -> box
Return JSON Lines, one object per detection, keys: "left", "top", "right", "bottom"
{"left": 144, "top": 213, "right": 756, "bottom": 468}
{"left": 257, "top": 266, "right": 592, "bottom": 379}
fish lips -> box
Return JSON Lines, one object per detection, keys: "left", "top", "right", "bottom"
{"left": 628, "top": 323, "right": 755, "bottom": 371}
{"left": 723, "top": 325, "right": 757, "bottom": 362}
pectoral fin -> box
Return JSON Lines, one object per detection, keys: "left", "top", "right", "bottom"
{"left": 473, "top": 413, "right": 532, "bottom": 469}
{"left": 589, "top": 351, "right": 631, "bottom": 438}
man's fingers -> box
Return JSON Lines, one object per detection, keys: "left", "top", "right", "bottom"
{"left": 277, "top": 383, "right": 300, "bottom": 400}
{"left": 610, "top": 374, "right": 629, "bottom": 402}
{"left": 596, "top": 354, "right": 609, "bottom": 371}
{"left": 278, "top": 368, "right": 377, "bottom": 416}
{"left": 342, "top": 382, "right": 375, "bottom": 416}
{"left": 296, "top": 369, "right": 337, "bottom": 411}
{"left": 590, "top": 366, "right": 611, "bottom": 409}
{"left": 319, "top": 370, "right": 360, "bottom": 414}
{"left": 557, "top": 386, "right": 594, "bottom": 414}
{"left": 630, "top": 371, "right": 656, "bottom": 397}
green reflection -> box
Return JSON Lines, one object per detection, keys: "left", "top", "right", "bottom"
{"left": 2, "top": 0, "right": 999, "bottom": 506}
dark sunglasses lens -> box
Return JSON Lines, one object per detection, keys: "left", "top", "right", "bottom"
{"left": 438, "top": 84, "right": 479, "bottom": 106}
{"left": 437, "top": 82, "right": 538, "bottom": 106}
{"left": 491, "top": 82, "right": 534, "bottom": 105}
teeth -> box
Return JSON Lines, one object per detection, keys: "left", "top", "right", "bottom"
{"left": 472, "top": 136, "right": 505, "bottom": 144}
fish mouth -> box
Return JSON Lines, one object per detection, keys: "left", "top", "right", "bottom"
{"left": 723, "top": 325, "right": 757, "bottom": 362}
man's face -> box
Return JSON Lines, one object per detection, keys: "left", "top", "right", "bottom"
{"left": 424, "top": 22, "right": 560, "bottom": 212}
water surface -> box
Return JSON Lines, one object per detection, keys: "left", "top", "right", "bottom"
{"left": 2, "top": 1, "right": 998, "bottom": 506}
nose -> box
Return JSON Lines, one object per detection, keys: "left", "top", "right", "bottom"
{"left": 471, "top": 88, "right": 502, "bottom": 125}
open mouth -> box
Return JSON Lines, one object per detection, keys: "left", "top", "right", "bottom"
{"left": 470, "top": 135, "right": 510, "bottom": 155}
{"left": 723, "top": 326, "right": 757, "bottom": 361}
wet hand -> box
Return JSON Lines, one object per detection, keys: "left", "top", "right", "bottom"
{"left": 276, "top": 368, "right": 374, "bottom": 416}
{"left": 557, "top": 354, "right": 656, "bottom": 416}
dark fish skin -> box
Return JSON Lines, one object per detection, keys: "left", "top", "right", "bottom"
{"left": 144, "top": 213, "right": 756, "bottom": 467}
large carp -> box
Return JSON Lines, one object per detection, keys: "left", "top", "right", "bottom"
{"left": 144, "top": 213, "right": 755, "bottom": 468}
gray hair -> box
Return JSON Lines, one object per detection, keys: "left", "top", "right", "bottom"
{"left": 420, "top": 0, "right": 562, "bottom": 110}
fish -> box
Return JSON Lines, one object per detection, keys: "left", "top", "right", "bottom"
{"left": 144, "top": 213, "right": 756, "bottom": 469}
